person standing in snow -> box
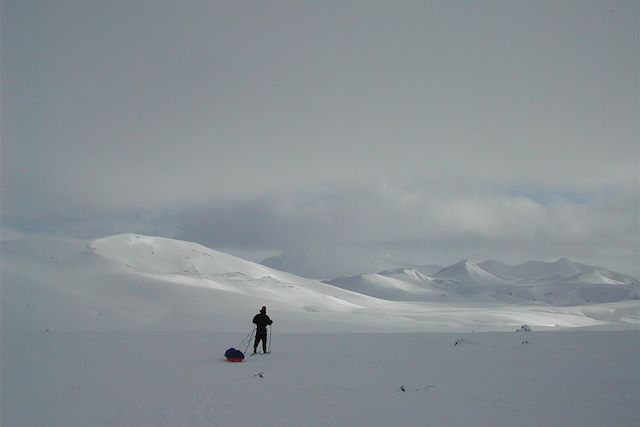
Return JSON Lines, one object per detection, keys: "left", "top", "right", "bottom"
{"left": 252, "top": 306, "right": 273, "bottom": 354}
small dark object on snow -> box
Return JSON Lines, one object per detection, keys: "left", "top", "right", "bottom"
{"left": 224, "top": 347, "right": 245, "bottom": 362}
{"left": 454, "top": 338, "right": 464, "bottom": 346}
{"left": 254, "top": 371, "right": 265, "bottom": 378}
{"left": 400, "top": 385, "right": 406, "bottom": 392}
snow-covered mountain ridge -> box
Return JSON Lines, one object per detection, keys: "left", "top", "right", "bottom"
{"left": 328, "top": 258, "right": 639, "bottom": 305}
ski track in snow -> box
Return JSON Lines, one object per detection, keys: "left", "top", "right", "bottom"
{"left": 185, "top": 393, "right": 219, "bottom": 427}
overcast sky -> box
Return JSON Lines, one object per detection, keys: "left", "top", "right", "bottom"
{"left": 2, "top": 0, "right": 638, "bottom": 275}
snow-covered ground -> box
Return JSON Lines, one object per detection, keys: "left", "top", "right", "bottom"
{"left": 2, "top": 234, "right": 639, "bottom": 426}
{"left": 3, "top": 330, "right": 638, "bottom": 427}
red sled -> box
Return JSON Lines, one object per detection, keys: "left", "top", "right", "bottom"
{"left": 224, "top": 348, "right": 245, "bottom": 362}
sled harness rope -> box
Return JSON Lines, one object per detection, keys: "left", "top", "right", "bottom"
{"left": 238, "top": 326, "right": 255, "bottom": 354}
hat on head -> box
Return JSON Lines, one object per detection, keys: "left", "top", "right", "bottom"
{"left": 260, "top": 306, "right": 266, "bottom": 313}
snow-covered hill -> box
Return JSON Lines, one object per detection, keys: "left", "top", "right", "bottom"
{"left": 1, "top": 234, "right": 638, "bottom": 333}
{"left": 1, "top": 234, "right": 396, "bottom": 332}
{"left": 91, "top": 234, "right": 282, "bottom": 278}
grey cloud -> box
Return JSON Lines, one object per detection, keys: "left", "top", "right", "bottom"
{"left": 2, "top": 181, "right": 637, "bottom": 276}
{"left": 1, "top": 1, "right": 638, "bottom": 275}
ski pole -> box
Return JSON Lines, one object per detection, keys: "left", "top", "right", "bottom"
{"left": 267, "top": 324, "right": 272, "bottom": 353}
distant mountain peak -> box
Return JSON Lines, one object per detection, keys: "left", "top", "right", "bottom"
{"left": 434, "top": 260, "right": 507, "bottom": 287}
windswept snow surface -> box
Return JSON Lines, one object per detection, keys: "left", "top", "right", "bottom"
{"left": 2, "top": 234, "right": 639, "bottom": 426}
{"left": 3, "top": 331, "right": 638, "bottom": 427}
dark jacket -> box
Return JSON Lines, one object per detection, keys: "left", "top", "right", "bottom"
{"left": 252, "top": 312, "right": 273, "bottom": 337}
